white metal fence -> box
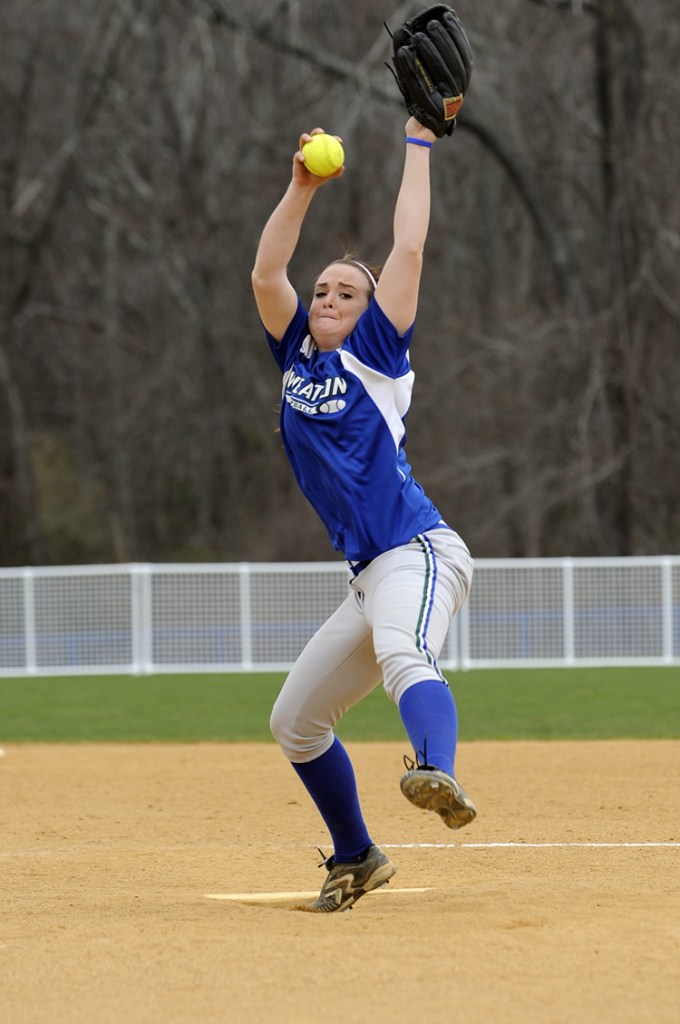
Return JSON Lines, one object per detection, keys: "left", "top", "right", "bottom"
{"left": 1, "top": 557, "right": 679, "bottom": 676}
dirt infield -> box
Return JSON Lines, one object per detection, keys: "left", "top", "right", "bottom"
{"left": 2, "top": 740, "right": 679, "bottom": 1024}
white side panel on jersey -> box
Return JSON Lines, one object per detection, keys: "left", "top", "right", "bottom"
{"left": 339, "top": 349, "right": 414, "bottom": 453}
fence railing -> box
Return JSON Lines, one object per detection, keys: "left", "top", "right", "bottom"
{"left": 1, "top": 557, "right": 679, "bottom": 676}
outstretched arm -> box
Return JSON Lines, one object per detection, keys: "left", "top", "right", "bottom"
{"left": 251, "top": 130, "right": 343, "bottom": 342}
{"left": 374, "top": 117, "right": 437, "bottom": 336}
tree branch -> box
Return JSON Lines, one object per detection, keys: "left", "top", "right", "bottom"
{"left": 527, "top": 0, "right": 599, "bottom": 15}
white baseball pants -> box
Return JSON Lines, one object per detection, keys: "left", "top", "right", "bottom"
{"left": 270, "top": 528, "right": 474, "bottom": 763}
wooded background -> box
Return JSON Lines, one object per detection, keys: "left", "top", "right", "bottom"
{"left": 1, "top": 0, "right": 678, "bottom": 566}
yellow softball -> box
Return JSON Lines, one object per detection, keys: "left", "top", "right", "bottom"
{"left": 301, "top": 134, "right": 345, "bottom": 177}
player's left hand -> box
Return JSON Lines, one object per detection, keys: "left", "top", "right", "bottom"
{"left": 388, "top": 4, "right": 473, "bottom": 138}
{"left": 404, "top": 116, "right": 437, "bottom": 145}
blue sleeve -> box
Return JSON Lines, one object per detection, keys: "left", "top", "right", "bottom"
{"left": 347, "top": 299, "right": 414, "bottom": 376}
{"left": 263, "top": 297, "right": 309, "bottom": 373}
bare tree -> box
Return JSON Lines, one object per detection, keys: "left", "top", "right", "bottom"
{"left": 0, "top": 0, "right": 678, "bottom": 566}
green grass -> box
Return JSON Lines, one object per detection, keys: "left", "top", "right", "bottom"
{"left": 0, "top": 667, "right": 678, "bottom": 742}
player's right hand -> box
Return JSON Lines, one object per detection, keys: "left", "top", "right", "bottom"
{"left": 292, "top": 128, "right": 344, "bottom": 187}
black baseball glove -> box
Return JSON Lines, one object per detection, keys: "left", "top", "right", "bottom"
{"left": 388, "top": 4, "right": 473, "bottom": 137}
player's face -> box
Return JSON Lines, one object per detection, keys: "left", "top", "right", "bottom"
{"left": 310, "top": 264, "right": 370, "bottom": 351}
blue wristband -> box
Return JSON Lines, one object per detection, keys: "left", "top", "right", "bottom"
{"left": 405, "top": 136, "right": 433, "bottom": 148}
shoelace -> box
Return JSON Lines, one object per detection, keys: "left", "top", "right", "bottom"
{"left": 403, "top": 738, "right": 436, "bottom": 772}
{"left": 317, "top": 847, "right": 334, "bottom": 870}
{"left": 316, "top": 846, "right": 371, "bottom": 870}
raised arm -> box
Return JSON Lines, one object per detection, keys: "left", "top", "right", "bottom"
{"left": 251, "top": 129, "right": 343, "bottom": 341}
{"left": 373, "top": 117, "right": 437, "bottom": 336}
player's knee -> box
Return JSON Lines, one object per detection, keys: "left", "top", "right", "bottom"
{"left": 270, "top": 699, "right": 332, "bottom": 760}
{"left": 379, "top": 654, "right": 415, "bottom": 702}
{"left": 378, "top": 646, "right": 435, "bottom": 704}
{"left": 269, "top": 698, "right": 292, "bottom": 750}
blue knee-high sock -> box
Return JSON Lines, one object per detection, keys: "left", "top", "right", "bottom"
{"left": 291, "top": 736, "right": 372, "bottom": 863}
{"left": 398, "top": 679, "right": 458, "bottom": 777}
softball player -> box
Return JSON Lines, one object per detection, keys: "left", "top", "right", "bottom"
{"left": 251, "top": 118, "right": 476, "bottom": 913}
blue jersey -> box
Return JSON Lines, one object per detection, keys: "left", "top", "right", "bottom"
{"left": 265, "top": 297, "right": 443, "bottom": 562}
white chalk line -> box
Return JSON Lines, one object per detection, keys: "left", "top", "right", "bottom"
{"left": 2, "top": 841, "right": 678, "bottom": 862}
{"left": 382, "top": 842, "right": 680, "bottom": 849}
